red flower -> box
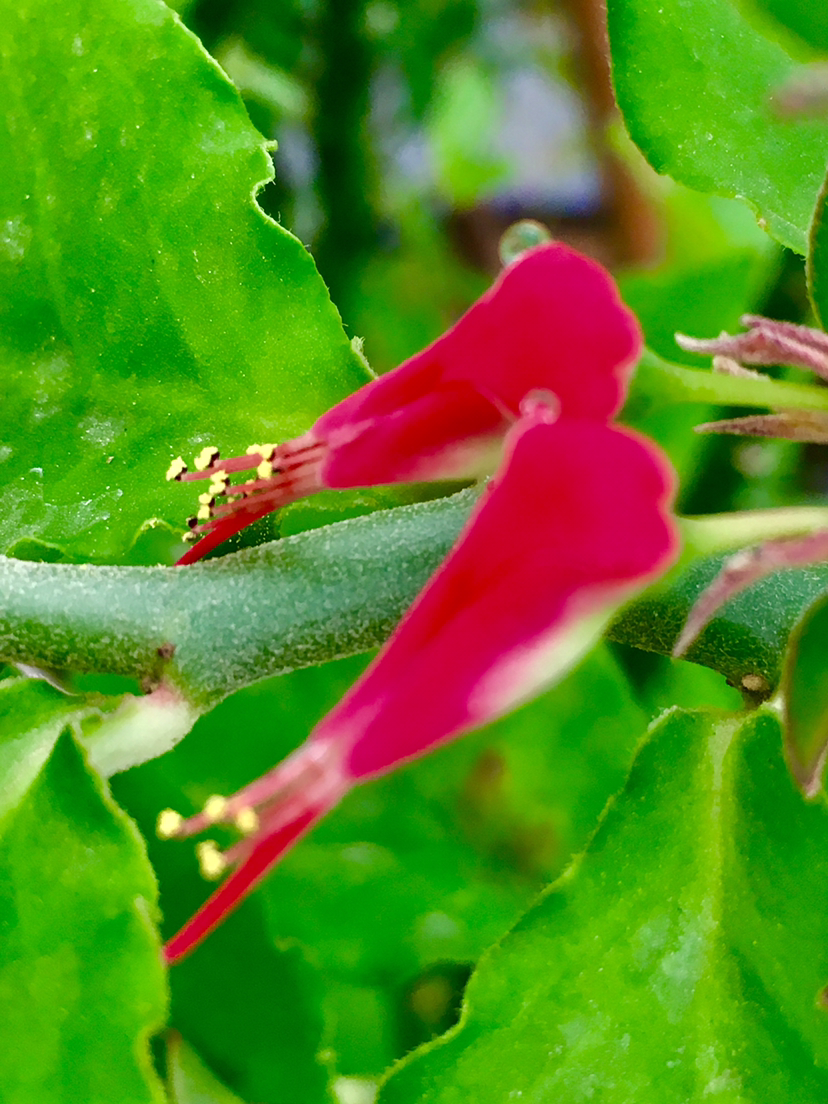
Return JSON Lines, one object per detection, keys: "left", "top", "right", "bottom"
{"left": 161, "top": 244, "right": 679, "bottom": 962}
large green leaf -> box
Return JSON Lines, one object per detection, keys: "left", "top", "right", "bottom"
{"left": 0, "top": 0, "right": 367, "bottom": 562}
{"left": 608, "top": 0, "right": 828, "bottom": 252}
{"left": 380, "top": 708, "right": 828, "bottom": 1103}
{"left": 0, "top": 685, "right": 167, "bottom": 1104}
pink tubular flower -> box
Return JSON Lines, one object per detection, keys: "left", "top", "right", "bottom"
{"left": 160, "top": 243, "right": 679, "bottom": 962}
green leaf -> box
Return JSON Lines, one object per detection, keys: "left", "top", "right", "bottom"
{"left": 782, "top": 589, "right": 828, "bottom": 794}
{"left": 380, "top": 708, "right": 828, "bottom": 1103}
{"left": 609, "top": 546, "right": 828, "bottom": 694}
{"left": 0, "top": 703, "right": 167, "bottom": 1104}
{"left": 167, "top": 1035, "right": 247, "bottom": 1104}
{"left": 608, "top": 0, "right": 828, "bottom": 253}
{"left": 753, "top": 0, "right": 828, "bottom": 53}
{"left": 1, "top": 0, "right": 367, "bottom": 562}
{"left": 807, "top": 166, "right": 828, "bottom": 328}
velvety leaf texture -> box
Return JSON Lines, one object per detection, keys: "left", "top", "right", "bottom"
{"left": 380, "top": 708, "right": 828, "bottom": 1104}
{"left": 0, "top": 0, "right": 367, "bottom": 562}
{"left": 0, "top": 709, "right": 167, "bottom": 1104}
{"left": 608, "top": 0, "right": 828, "bottom": 253}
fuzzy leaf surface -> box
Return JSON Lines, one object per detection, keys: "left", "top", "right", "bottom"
{"left": 4, "top": 491, "right": 828, "bottom": 734}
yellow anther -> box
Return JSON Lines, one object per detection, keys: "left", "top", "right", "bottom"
{"left": 246, "top": 443, "right": 276, "bottom": 460}
{"left": 182, "top": 531, "right": 198, "bottom": 543}
{"left": 165, "top": 456, "right": 188, "bottom": 482}
{"left": 198, "top": 492, "right": 214, "bottom": 506}
{"left": 208, "top": 470, "right": 229, "bottom": 496}
{"left": 203, "top": 794, "right": 229, "bottom": 822}
{"left": 235, "top": 806, "right": 259, "bottom": 835}
{"left": 196, "top": 840, "right": 227, "bottom": 880}
{"left": 256, "top": 459, "right": 273, "bottom": 480}
{"left": 194, "top": 446, "right": 220, "bottom": 471}
{"left": 197, "top": 504, "right": 212, "bottom": 521}
{"left": 156, "top": 808, "right": 184, "bottom": 839}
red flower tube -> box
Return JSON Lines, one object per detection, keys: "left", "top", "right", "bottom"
{"left": 161, "top": 244, "right": 679, "bottom": 962}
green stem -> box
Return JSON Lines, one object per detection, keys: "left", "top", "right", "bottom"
{"left": 680, "top": 506, "right": 828, "bottom": 558}
{"left": 0, "top": 491, "right": 473, "bottom": 708}
{"left": 634, "top": 349, "right": 828, "bottom": 412}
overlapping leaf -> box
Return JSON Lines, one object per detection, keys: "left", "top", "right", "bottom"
{"left": 380, "top": 708, "right": 828, "bottom": 1104}
{"left": 0, "top": 681, "right": 167, "bottom": 1104}
{"left": 608, "top": 0, "right": 828, "bottom": 252}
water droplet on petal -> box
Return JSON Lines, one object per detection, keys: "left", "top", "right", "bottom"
{"left": 498, "top": 220, "right": 552, "bottom": 267}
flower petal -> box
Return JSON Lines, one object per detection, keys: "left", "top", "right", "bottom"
{"left": 312, "top": 409, "right": 678, "bottom": 780}
{"left": 163, "top": 806, "right": 325, "bottom": 963}
{"left": 316, "top": 244, "right": 641, "bottom": 491}
{"left": 164, "top": 409, "right": 677, "bottom": 961}
{"left": 175, "top": 244, "right": 641, "bottom": 563}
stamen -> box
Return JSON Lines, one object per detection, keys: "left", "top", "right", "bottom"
{"left": 246, "top": 443, "right": 277, "bottom": 460}
{"left": 197, "top": 505, "right": 212, "bottom": 521}
{"left": 194, "top": 446, "right": 220, "bottom": 471}
{"left": 157, "top": 808, "right": 184, "bottom": 839}
{"left": 208, "top": 470, "right": 229, "bottom": 496}
{"left": 203, "top": 794, "right": 229, "bottom": 822}
{"left": 182, "top": 531, "right": 199, "bottom": 543}
{"left": 256, "top": 459, "right": 274, "bottom": 480}
{"left": 235, "top": 806, "right": 259, "bottom": 835}
{"left": 166, "top": 456, "right": 188, "bottom": 482}
{"left": 196, "top": 840, "right": 228, "bottom": 880}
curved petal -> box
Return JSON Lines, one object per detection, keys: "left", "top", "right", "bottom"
{"left": 318, "top": 243, "right": 641, "bottom": 442}
{"left": 315, "top": 410, "right": 678, "bottom": 779}
{"left": 163, "top": 409, "right": 677, "bottom": 960}
{"left": 175, "top": 244, "right": 641, "bottom": 563}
